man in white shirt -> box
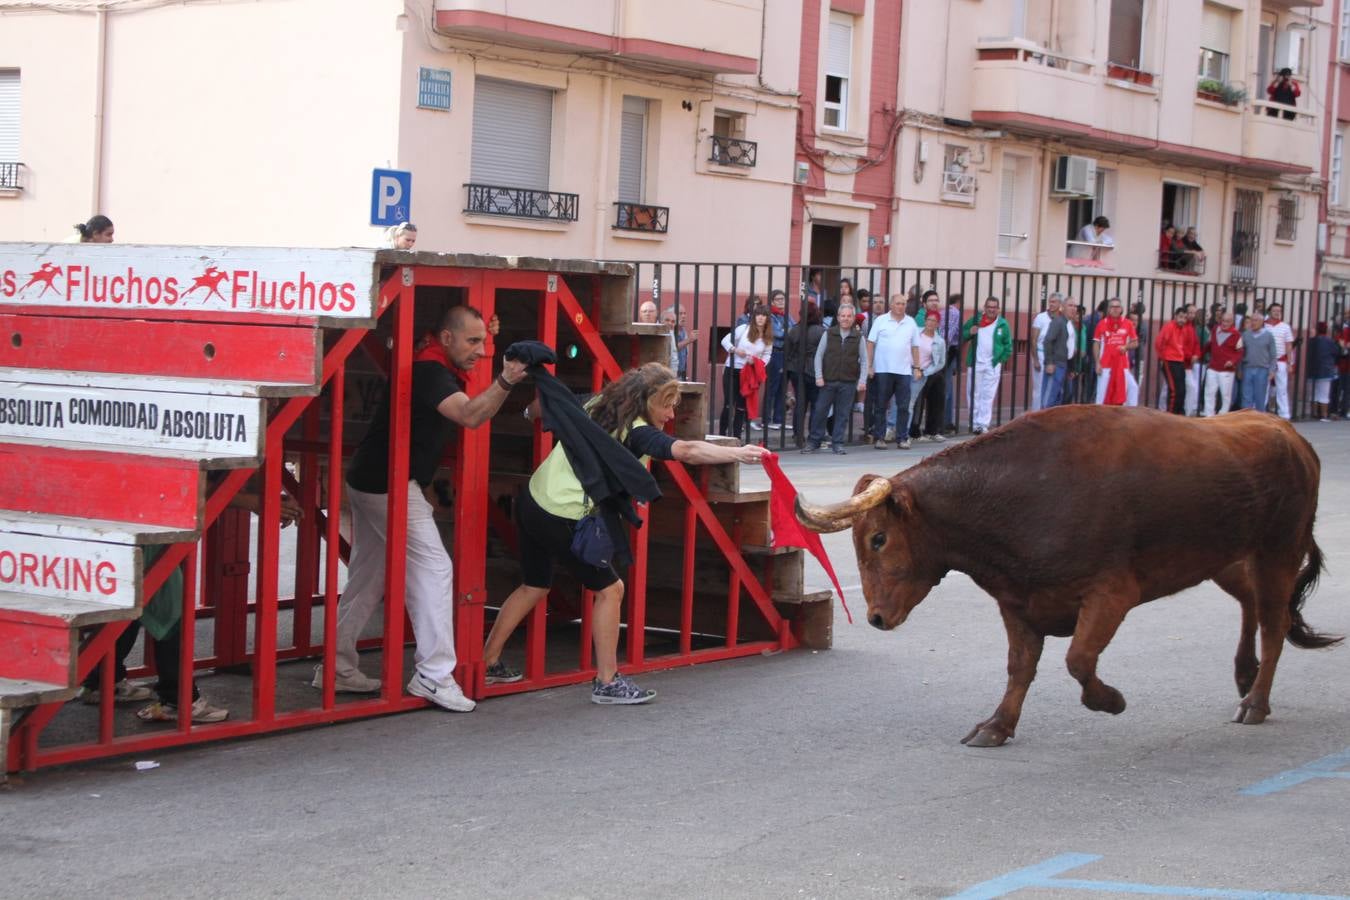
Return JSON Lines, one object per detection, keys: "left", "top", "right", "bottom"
{"left": 1265, "top": 302, "right": 1295, "bottom": 420}
{"left": 1068, "top": 216, "right": 1115, "bottom": 260}
{"left": 1028, "top": 293, "right": 1060, "bottom": 411}
{"left": 867, "top": 293, "right": 920, "bottom": 449}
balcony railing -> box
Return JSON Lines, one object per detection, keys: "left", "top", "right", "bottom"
{"left": 1105, "top": 61, "right": 1156, "bottom": 87}
{"left": 941, "top": 170, "right": 976, "bottom": 201}
{"left": 708, "top": 135, "right": 757, "bottom": 168}
{"left": 463, "top": 183, "right": 579, "bottom": 222}
{"left": 613, "top": 202, "right": 670, "bottom": 234}
{"left": 1250, "top": 99, "right": 1318, "bottom": 125}
{"left": 1157, "top": 248, "right": 1207, "bottom": 277}
{"left": 0, "top": 162, "right": 23, "bottom": 192}
{"left": 975, "top": 39, "right": 1095, "bottom": 75}
{"left": 1064, "top": 240, "right": 1116, "bottom": 270}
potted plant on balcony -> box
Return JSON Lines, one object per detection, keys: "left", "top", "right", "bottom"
{"left": 1196, "top": 78, "right": 1224, "bottom": 103}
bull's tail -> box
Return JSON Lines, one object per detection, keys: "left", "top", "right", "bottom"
{"left": 1287, "top": 540, "right": 1343, "bottom": 650}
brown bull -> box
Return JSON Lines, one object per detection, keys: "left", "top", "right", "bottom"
{"left": 796, "top": 406, "right": 1342, "bottom": 747}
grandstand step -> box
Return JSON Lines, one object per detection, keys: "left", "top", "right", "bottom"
{"left": 0, "top": 377, "right": 266, "bottom": 458}
{"left": 0, "top": 594, "right": 137, "bottom": 685}
{"left": 0, "top": 313, "right": 324, "bottom": 383}
{"left": 0, "top": 531, "right": 141, "bottom": 607}
{"left": 0, "top": 368, "right": 315, "bottom": 398}
{"left": 0, "top": 512, "right": 196, "bottom": 545}
{"left": 0, "top": 677, "right": 79, "bottom": 710}
{"left": 0, "top": 443, "right": 209, "bottom": 529}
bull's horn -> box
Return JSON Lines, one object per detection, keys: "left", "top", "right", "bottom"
{"left": 794, "top": 477, "right": 893, "bottom": 533}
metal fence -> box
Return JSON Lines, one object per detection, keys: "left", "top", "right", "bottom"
{"left": 620, "top": 261, "right": 1337, "bottom": 449}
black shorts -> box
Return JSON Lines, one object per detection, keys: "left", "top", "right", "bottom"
{"left": 515, "top": 486, "right": 620, "bottom": 592}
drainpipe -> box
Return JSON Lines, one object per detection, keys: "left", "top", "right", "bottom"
{"left": 90, "top": 9, "right": 108, "bottom": 215}
{"left": 593, "top": 65, "right": 614, "bottom": 258}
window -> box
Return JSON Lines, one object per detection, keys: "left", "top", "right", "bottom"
{"left": 1108, "top": 0, "right": 1145, "bottom": 69}
{"left": 1231, "top": 189, "right": 1262, "bottom": 285}
{"left": 1340, "top": 5, "right": 1350, "bottom": 60}
{"left": 1276, "top": 193, "right": 1300, "bottom": 242}
{"left": 823, "top": 14, "right": 852, "bottom": 130}
{"left": 0, "top": 70, "right": 18, "bottom": 165}
{"left": 618, "top": 95, "right": 649, "bottom": 203}
{"left": 1066, "top": 169, "right": 1115, "bottom": 242}
{"left": 470, "top": 78, "right": 554, "bottom": 190}
{"left": 709, "top": 109, "right": 756, "bottom": 166}
{"left": 1333, "top": 132, "right": 1344, "bottom": 208}
{"left": 997, "top": 155, "right": 1033, "bottom": 263}
{"left": 941, "top": 144, "right": 975, "bottom": 200}
{"left": 1162, "top": 182, "right": 1199, "bottom": 232}
{"left": 1198, "top": 4, "right": 1233, "bottom": 84}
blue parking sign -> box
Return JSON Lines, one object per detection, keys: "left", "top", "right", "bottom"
{"left": 370, "top": 169, "right": 412, "bottom": 227}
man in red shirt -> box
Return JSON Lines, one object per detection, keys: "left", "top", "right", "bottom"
{"left": 1094, "top": 297, "right": 1139, "bottom": 406}
{"left": 1202, "top": 309, "right": 1243, "bottom": 416}
{"left": 1335, "top": 315, "right": 1350, "bottom": 419}
{"left": 1155, "top": 307, "right": 1191, "bottom": 415}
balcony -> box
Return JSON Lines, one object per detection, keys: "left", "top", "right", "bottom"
{"left": 0, "top": 162, "right": 23, "bottom": 192}
{"left": 709, "top": 135, "right": 757, "bottom": 168}
{"left": 463, "top": 183, "right": 580, "bottom": 222}
{"left": 1064, "top": 241, "right": 1115, "bottom": 271}
{"left": 613, "top": 202, "right": 669, "bottom": 233}
{"left": 1156, "top": 249, "right": 1207, "bottom": 277}
{"left": 971, "top": 39, "right": 1100, "bottom": 132}
{"left": 434, "top": 0, "right": 760, "bottom": 74}
{"left": 1244, "top": 100, "right": 1320, "bottom": 171}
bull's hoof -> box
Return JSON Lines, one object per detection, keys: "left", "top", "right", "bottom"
{"left": 961, "top": 723, "right": 1011, "bottom": 747}
{"left": 1083, "top": 684, "right": 1127, "bottom": 715}
{"left": 1232, "top": 700, "right": 1270, "bottom": 725}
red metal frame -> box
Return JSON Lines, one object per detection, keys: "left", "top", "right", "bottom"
{"left": 6, "top": 263, "right": 796, "bottom": 774}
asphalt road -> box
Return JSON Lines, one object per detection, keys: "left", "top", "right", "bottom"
{"left": 2, "top": 422, "right": 1348, "bottom": 900}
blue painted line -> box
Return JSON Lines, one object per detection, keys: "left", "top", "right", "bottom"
{"left": 946, "top": 853, "right": 1350, "bottom": 900}
{"left": 1239, "top": 746, "right": 1350, "bottom": 796}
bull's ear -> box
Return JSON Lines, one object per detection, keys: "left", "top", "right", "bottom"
{"left": 889, "top": 482, "right": 916, "bottom": 517}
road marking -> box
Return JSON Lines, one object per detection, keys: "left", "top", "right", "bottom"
{"left": 947, "top": 852, "right": 1349, "bottom": 899}
{"left": 1239, "top": 746, "right": 1350, "bottom": 796}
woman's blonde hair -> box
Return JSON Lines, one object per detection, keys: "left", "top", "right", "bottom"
{"left": 590, "top": 363, "right": 679, "bottom": 435}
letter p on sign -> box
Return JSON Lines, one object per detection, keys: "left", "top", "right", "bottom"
{"left": 371, "top": 168, "right": 413, "bottom": 227}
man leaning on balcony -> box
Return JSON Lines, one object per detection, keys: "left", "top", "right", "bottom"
{"left": 1068, "top": 216, "right": 1114, "bottom": 261}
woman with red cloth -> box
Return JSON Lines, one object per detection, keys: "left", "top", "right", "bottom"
{"left": 1093, "top": 297, "right": 1140, "bottom": 406}
{"left": 721, "top": 305, "right": 773, "bottom": 438}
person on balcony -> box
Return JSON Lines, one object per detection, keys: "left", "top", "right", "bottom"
{"left": 1178, "top": 227, "right": 1205, "bottom": 273}
{"left": 1266, "top": 67, "right": 1300, "bottom": 120}
{"left": 1069, "top": 216, "right": 1114, "bottom": 260}
{"left": 1158, "top": 224, "right": 1183, "bottom": 270}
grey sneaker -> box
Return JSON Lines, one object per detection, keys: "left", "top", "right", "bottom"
{"left": 591, "top": 673, "right": 656, "bottom": 705}
{"left": 874, "top": 440, "right": 889, "bottom": 450}
{"left": 800, "top": 444, "right": 820, "bottom": 454}
{"left": 832, "top": 446, "right": 848, "bottom": 455}
{"left": 407, "top": 674, "right": 476, "bottom": 712}
{"left": 311, "top": 664, "right": 381, "bottom": 694}
{"left": 929, "top": 433, "right": 947, "bottom": 442}
{"left": 898, "top": 439, "right": 912, "bottom": 449}
{"left": 485, "top": 660, "right": 523, "bottom": 684}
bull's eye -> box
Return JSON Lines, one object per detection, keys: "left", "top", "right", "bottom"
{"left": 870, "top": 532, "right": 886, "bottom": 552}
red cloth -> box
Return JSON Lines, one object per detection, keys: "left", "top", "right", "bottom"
{"left": 761, "top": 453, "right": 851, "bottom": 624}
{"left": 979, "top": 313, "right": 998, "bottom": 328}
{"left": 1207, "top": 328, "right": 1243, "bottom": 372}
{"left": 739, "top": 356, "right": 767, "bottom": 421}
{"left": 1338, "top": 325, "right": 1350, "bottom": 375}
{"left": 414, "top": 332, "right": 452, "bottom": 369}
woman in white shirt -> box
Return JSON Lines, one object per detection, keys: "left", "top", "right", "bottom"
{"left": 720, "top": 304, "right": 773, "bottom": 437}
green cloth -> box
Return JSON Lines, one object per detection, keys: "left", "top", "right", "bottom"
{"left": 961, "top": 315, "right": 1013, "bottom": 367}
{"left": 138, "top": 543, "right": 184, "bottom": 641}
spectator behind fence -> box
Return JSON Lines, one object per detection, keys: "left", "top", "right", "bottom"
{"left": 1155, "top": 307, "right": 1193, "bottom": 415}
{"left": 1093, "top": 297, "right": 1140, "bottom": 406}
{"left": 637, "top": 300, "right": 658, "bottom": 324}
{"left": 784, "top": 301, "right": 825, "bottom": 439}
{"left": 1266, "top": 302, "right": 1295, "bottom": 420}
{"left": 384, "top": 222, "right": 417, "bottom": 250}
{"left": 804, "top": 302, "right": 868, "bottom": 455}
{"left": 868, "top": 292, "right": 920, "bottom": 448}
{"left": 805, "top": 268, "right": 834, "bottom": 319}
{"left": 906, "top": 290, "right": 942, "bottom": 436}
{"left": 1335, "top": 311, "right": 1350, "bottom": 418}
{"left": 1184, "top": 304, "right": 1205, "bottom": 416}
{"left": 720, "top": 303, "right": 773, "bottom": 436}
{"left": 1040, "top": 294, "right": 1070, "bottom": 409}
{"left": 1203, "top": 310, "right": 1243, "bottom": 416}
{"left": 942, "top": 293, "right": 963, "bottom": 432}
{"left": 1266, "top": 67, "right": 1300, "bottom": 120}
{"left": 907, "top": 310, "right": 947, "bottom": 443}
{"left": 670, "top": 307, "right": 695, "bottom": 380}
{"left": 962, "top": 296, "right": 1012, "bottom": 433}
{"left": 765, "top": 289, "right": 794, "bottom": 432}
{"left": 71, "top": 214, "right": 114, "bottom": 243}
{"left": 719, "top": 295, "right": 762, "bottom": 434}
{"left": 1240, "top": 310, "right": 1276, "bottom": 412}
{"left": 658, "top": 307, "right": 680, "bottom": 374}
{"left": 1028, "top": 294, "right": 1057, "bottom": 411}
{"left": 1306, "top": 322, "right": 1338, "bottom": 422}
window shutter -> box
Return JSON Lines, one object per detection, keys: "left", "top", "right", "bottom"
{"left": 826, "top": 21, "right": 852, "bottom": 77}
{"left": 998, "top": 164, "right": 1017, "bottom": 257}
{"left": 1199, "top": 4, "right": 1232, "bottom": 54}
{"left": 0, "top": 72, "right": 19, "bottom": 162}
{"left": 617, "top": 96, "right": 647, "bottom": 204}
{"left": 470, "top": 78, "right": 553, "bottom": 190}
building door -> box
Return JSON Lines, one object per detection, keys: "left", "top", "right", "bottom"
{"left": 809, "top": 223, "right": 844, "bottom": 297}
{"left": 1231, "top": 189, "right": 1262, "bottom": 286}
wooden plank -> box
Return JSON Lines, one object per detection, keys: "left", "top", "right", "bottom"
{"left": 0, "top": 382, "right": 263, "bottom": 457}
{"left": 0, "top": 677, "right": 78, "bottom": 710}
{"left": 0, "top": 434, "right": 256, "bottom": 468}
{"left": 0, "top": 613, "right": 76, "bottom": 684}
{"left": 0, "top": 443, "right": 202, "bottom": 528}
{"left": 0, "top": 513, "right": 196, "bottom": 545}
{"left": 0, "top": 315, "right": 323, "bottom": 383}
{"left": 0, "top": 244, "right": 377, "bottom": 322}
{"left": 776, "top": 591, "right": 833, "bottom": 649}
{"left": 0, "top": 592, "right": 140, "bottom": 624}
{"left": 0, "top": 533, "right": 140, "bottom": 607}
{"left": 0, "top": 368, "right": 315, "bottom": 398}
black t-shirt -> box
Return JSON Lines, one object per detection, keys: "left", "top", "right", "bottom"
{"left": 623, "top": 424, "right": 677, "bottom": 461}
{"left": 346, "top": 361, "right": 464, "bottom": 493}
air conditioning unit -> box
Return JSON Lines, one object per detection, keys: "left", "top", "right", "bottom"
{"left": 1051, "top": 155, "right": 1097, "bottom": 197}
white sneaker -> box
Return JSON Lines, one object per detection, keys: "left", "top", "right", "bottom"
{"left": 311, "top": 664, "right": 381, "bottom": 694}
{"left": 884, "top": 429, "right": 896, "bottom": 442}
{"left": 929, "top": 433, "right": 946, "bottom": 443}
{"left": 407, "top": 674, "right": 475, "bottom": 712}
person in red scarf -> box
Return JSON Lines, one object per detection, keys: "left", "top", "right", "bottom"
{"left": 1093, "top": 297, "right": 1139, "bottom": 406}
{"left": 330, "top": 305, "right": 527, "bottom": 713}
{"left": 1154, "top": 307, "right": 1191, "bottom": 414}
